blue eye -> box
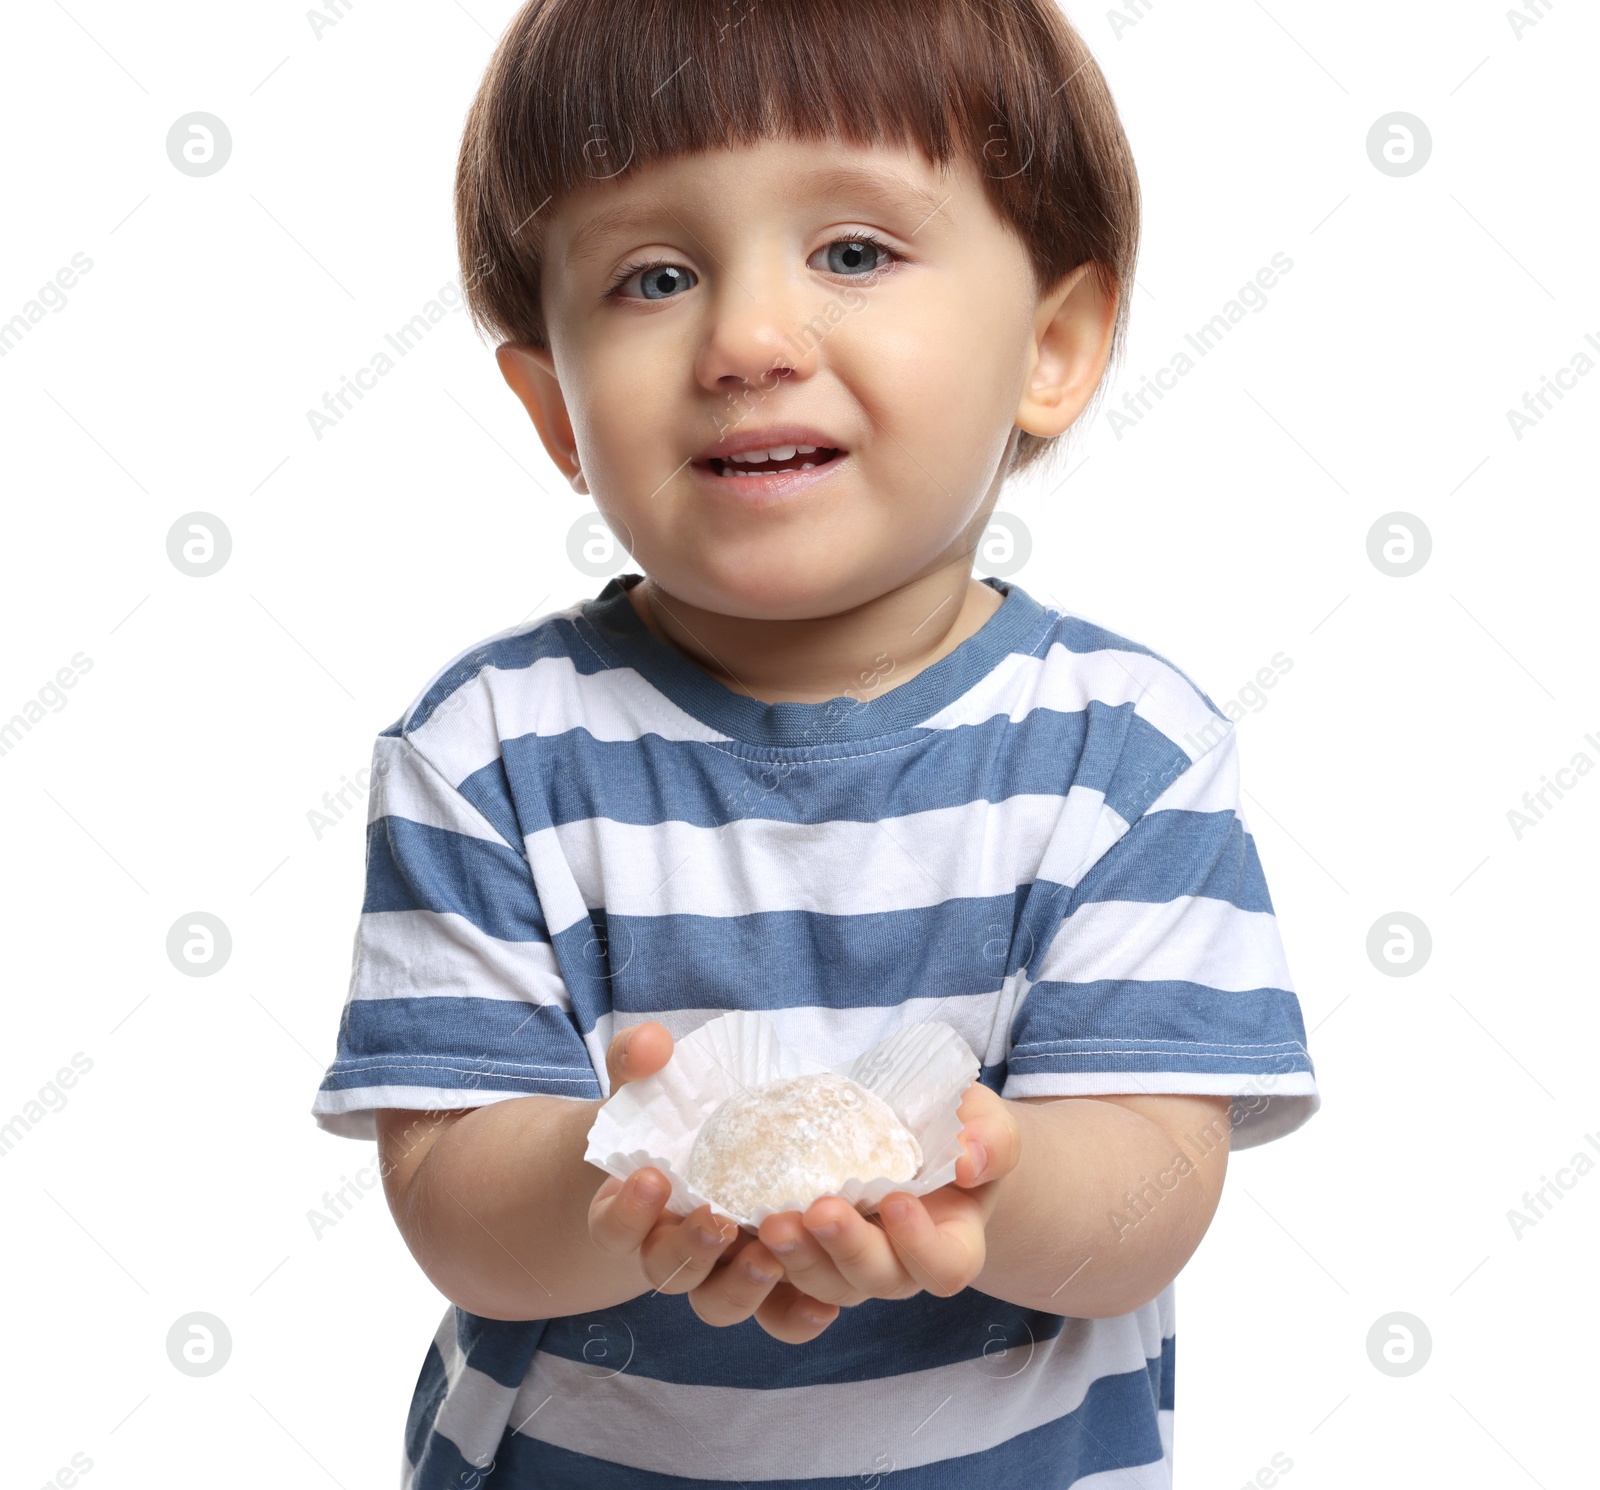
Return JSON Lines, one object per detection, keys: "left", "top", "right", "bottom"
{"left": 818, "top": 236, "right": 898, "bottom": 276}
{"left": 607, "top": 262, "right": 696, "bottom": 301}
{"left": 604, "top": 234, "right": 902, "bottom": 301}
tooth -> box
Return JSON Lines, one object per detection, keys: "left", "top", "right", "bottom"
{"left": 800, "top": 462, "right": 814, "bottom": 469}
{"left": 731, "top": 450, "right": 765, "bottom": 463}
{"left": 795, "top": 445, "right": 816, "bottom": 454}
{"left": 768, "top": 446, "right": 797, "bottom": 461}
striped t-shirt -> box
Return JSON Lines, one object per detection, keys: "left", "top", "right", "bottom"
{"left": 311, "top": 572, "right": 1319, "bottom": 1489}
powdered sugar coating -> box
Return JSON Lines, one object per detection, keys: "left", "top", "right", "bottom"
{"left": 686, "top": 1071, "right": 922, "bottom": 1217}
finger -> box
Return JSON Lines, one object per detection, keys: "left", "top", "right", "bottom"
{"left": 798, "top": 1198, "right": 912, "bottom": 1301}
{"left": 604, "top": 1021, "right": 674, "bottom": 1093}
{"left": 757, "top": 1210, "right": 860, "bottom": 1307}
{"left": 687, "top": 1238, "right": 785, "bottom": 1327}
{"left": 753, "top": 1280, "right": 840, "bottom": 1345}
{"left": 588, "top": 1166, "right": 672, "bottom": 1256}
{"left": 878, "top": 1191, "right": 987, "bottom": 1297}
{"left": 953, "top": 1083, "right": 1024, "bottom": 1187}
{"left": 640, "top": 1203, "right": 741, "bottom": 1294}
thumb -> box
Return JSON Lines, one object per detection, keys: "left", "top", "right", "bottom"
{"left": 604, "top": 1020, "right": 674, "bottom": 1096}
{"left": 952, "top": 1081, "right": 1023, "bottom": 1187}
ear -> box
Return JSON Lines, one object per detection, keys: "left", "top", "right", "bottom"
{"left": 1015, "top": 262, "right": 1119, "bottom": 440}
{"left": 495, "top": 342, "right": 588, "bottom": 495}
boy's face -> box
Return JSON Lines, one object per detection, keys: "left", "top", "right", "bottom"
{"left": 502, "top": 134, "right": 1106, "bottom": 619}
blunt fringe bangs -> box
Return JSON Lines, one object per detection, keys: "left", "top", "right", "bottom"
{"left": 456, "top": 0, "right": 1140, "bottom": 478}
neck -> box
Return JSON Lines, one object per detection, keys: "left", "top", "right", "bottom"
{"left": 625, "top": 561, "right": 1005, "bottom": 706}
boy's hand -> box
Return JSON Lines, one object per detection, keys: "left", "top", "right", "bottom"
{"left": 586, "top": 1023, "right": 841, "bottom": 1344}
{"left": 754, "top": 1081, "right": 1023, "bottom": 1311}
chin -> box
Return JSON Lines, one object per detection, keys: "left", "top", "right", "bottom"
{"left": 669, "top": 561, "right": 863, "bottom": 621}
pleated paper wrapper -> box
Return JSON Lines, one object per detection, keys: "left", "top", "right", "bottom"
{"left": 583, "top": 1009, "right": 981, "bottom": 1231}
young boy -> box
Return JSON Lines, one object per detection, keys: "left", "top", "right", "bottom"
{"left": 311, "top": 1, "right": 1319, "bottom": 1484}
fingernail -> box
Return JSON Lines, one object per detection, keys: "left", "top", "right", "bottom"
{"left": 745, "top": 1262, "right": 779, "bottom": 1285}
{"left": 768, "top": 1236, "right": 799, "bottom": 1255}
{"left": 808, "top": 1221, "right": 840, "bottom": 1241}
{"left": 694, "top": 1224, "right": 721, "bottom": 1247}
{"left": 881, "top": 1198, "right": 910, "bottom": 1224}
{"left": 635, "top": 1174, "right": 666, "bottom": 1204}
{"left": 966, "top": 1141, "right": 988, "bottom": 1180}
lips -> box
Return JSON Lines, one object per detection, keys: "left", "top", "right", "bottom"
{"left": 692, "top": 424, "right": 848, "bottom": 477}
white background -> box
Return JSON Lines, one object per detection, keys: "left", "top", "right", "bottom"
{"left": 1, "top": 1, "right": 1594, "bottom": 1485}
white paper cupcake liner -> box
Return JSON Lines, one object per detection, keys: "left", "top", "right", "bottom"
{"left": 583, "top": 1010, "right": 981, "bottom": 1231}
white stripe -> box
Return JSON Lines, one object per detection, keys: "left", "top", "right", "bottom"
{"left": 540, "top": 792, "right": 1081, "bottom": 927}
{"left": 311, "top": 1081, "right": 595, "bottom": 1141}
{"left": 1035, "top": 896, "right": 1294, "bottom": 993}
{"left": 399, "top": 601, "right": 586, "bottom": 730}
{"left": 1145, "top": 722, "right": 1240, "bottom": 816}
{"left": 922, "top": 640, "right": 1222, "bottom": 755}
{"left": 391, "top": 623, "right": 1229, "bottom": 791}
{"left": 428, "top": 1306, "right": 521, "bottom": 1472}
{"left": 490, "top": 653, "right": 734, "bottom": 745}
{"left": 352, "top": 908, "right": 571, "bottom": 1010}
{"left": 366, "top": 733, "right": 507, "bottom": 844}
{"left": 1035, "top": 787, "right": 1130, "bottom": 890}
{"left": 504, "top": 1300, "right": 1171, "bottom": 1479}
{"left": 584, "top": 986, "right": 1021, "bottom": 1101}
{"left": 1003, "top": 1071, "right": 1319, "bottom": 1151}
{"left": 408, "top": 651, "right": 735, "bottom": 788}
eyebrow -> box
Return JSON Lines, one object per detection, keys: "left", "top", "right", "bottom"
{"left": 564, "top": 164, "right": 951, "bottom": 268}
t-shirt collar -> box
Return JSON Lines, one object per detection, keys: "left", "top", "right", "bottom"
{"left": 578, "top": 572, "right": 1048, "bottom": 748}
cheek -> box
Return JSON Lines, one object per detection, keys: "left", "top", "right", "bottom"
{"left": 572, "top": 357, "right": 680, "bottom": 476}
{"left": 836, "top": 314, "right": 1005, "bottom": 473}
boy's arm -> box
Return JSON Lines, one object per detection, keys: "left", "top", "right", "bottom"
{"left": 376, "top": 1094, "right": 640, "bottom": 1321}
{"left": 970, "top": 1091, "right": 1232, "bottom": 1318}
{"left": 373, "top": 1024, "right": 822, "bottom": 1336}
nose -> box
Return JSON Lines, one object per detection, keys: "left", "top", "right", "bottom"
{"left": 692, "top": 243, "right": 817, "bottom": 392}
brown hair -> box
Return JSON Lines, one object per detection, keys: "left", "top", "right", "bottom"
{"left": 455, "top": 0, "right": 1140, "bottom": 478}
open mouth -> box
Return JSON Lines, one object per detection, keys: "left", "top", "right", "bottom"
{"left": 702, "top": 446, "right": 845, "bottom": 477}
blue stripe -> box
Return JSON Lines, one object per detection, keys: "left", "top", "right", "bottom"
{"left": 418, "top": 1350, "right": 1170, "bottom": 1488}
{"left": 557, "top": 900, "right": 1026, "bottom": 1030}
{"left": 456, "top": 1311, "right": 550, "bottom": 1391}
{"left": 1009, "top": 978, "right": 1312, "bottom": 1076}
{"left": 404, "top": 612, "right": 618, "bottom": 735}
{"left": 359, "top": 819, "right": 1269, "bottom": 1035}
{"left": 406, "top": 1337, "right": 1171, "bottom": 1489}
{"left": 572, "top": 574, "right": 1061, "bottom": 747}
{"left": 1049, "top": 615, "right": 1223, "bottom": 719}
{"left": 405, "top": 1339, "right": 447, "bottom": 1473}
{"left": 454, "top": 754, "right": 527, "bottom": 860}
{"left": 1071, "top": 808, "right": 1272, "bottom": 912}
{"left": 317, "top": 999, "right": 601, "bottom": 1098}
{"left": 533, "top": 1286, "right": 1067, "bottom": 1388}
{"left": 487, "top": 700, "right": 1193, "bottom": 834}
{"left": 363, "top": 818, "right": 547, "bottom": 941}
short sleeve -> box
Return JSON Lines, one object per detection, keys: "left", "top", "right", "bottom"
{"left": 1002, "top": 724, "right": 1319, "bottom": 1149}
{"left": 310, "top": 727, "right": 603, "bottom": 1141}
